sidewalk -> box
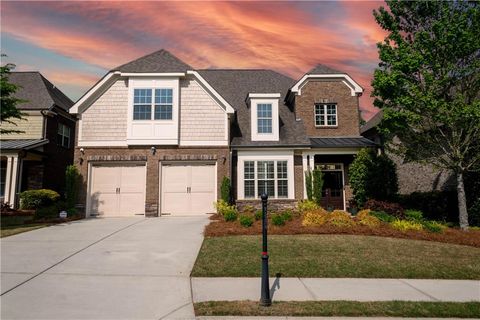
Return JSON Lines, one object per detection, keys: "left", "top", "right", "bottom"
{"left": 192, "top": 278, "right": 480, "bottom": 302}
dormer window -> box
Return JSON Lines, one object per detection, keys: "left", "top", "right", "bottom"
{"left": 249, "top": 93, "right": 280, "bottom": 141}
{"left": 315, "top": 103, "right": 337, "bottom": 127}
{"left": 257, "top": 103, "right": 272, "bottom": 134}
{"left": 133, "top": 88, "right": 173, "bottom": 120}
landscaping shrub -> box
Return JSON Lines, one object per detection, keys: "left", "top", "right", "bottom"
{"left": 65, "top": 165, "right": 80, "bottom": 210}
{"left": 298, "top": 200, "right": 319, "bottom": 213}
{"left": 370, "top": 211, "right": 396, "bottom": 223}
{"left": 66, "top": 207, "right": 78, "bottom": 216}
{"left": 364, "top": 199, "right": 404, "bottom": 218}
{"left": 356, "top": 209, "right": 371, "bottom": 220}
{"left": 271, "top": 213, "right": 286, "bottom": 226}
{"left": 349, "top": 148, "right": 398, "bottom": 206}
{"left": 20, "top": 189, "right": 60, "bottom": 209}
{"left": 405, "top": 209, "right": 423, "bottom": 221}
{"left": 254, "top": 210, "right": 263, "bottom": 221}
{"left": 281, "top": 210, "right": 293, "bottom": 221}
{"left": 224, "top": 207, "right": 238, "bottom": 222}
{"left": 34, "top": 205, "right": 59, "bottom": 220}
{"left": 215, "top": 200, "right": 236, "bottom": 216}
{"left": 305, "top": 170, "right": 313, "bottom": 201}
{"left": 220, "top": 176, "right": 231, "bottom": 203}
{"left": 422, "top": 220, "right": 447, "bottom": 233}
{"left": 391, "top": 219, "right": 423, "bottom": 232}
{"left": 465, "top": 171, "right": 480, "bottom": 227}
{"left": 242, "top": 205, "right": 255, "bottom": 214}
{"left": 239, "top": 215, "right": 253, "bottom": 227}
{"left": 312, "top": 169, "right": 324, "bottom": 206}
{"left": 358, "top": 215, "right": 381, "bottom": 228}
{"left": 302, "top": 208, "right": 328, "bottom": 226}
{"left": 396, "top": 191, "right": 458, "bottom": 223}
{"left": 326, "top": 210, "right": 355, "bottom": 228}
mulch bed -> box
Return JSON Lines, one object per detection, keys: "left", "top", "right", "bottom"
{"left": 205, "top": 215, "right": 480, "bottom": 248}
{"left": 0, "top": 209, "right": 35, "bottom": 216}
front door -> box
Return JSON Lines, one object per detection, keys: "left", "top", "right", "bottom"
{"left": 317, "top": 164, "right": 344, "bottom": 210}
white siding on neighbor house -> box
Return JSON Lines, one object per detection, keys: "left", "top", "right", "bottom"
{"left": 180, "top": 78, "right": 227, "bottom": 145}
{"left": 0, "top": 112, "right": 44, "bottom": 139}
{"left": 80, "top": 80, "right": 128, "bottom": 144}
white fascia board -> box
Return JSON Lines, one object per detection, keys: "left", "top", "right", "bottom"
{"left": 70, "top": 71, "right": 121, "bottom": 114}
{"left": 248, "top": 93, "right": 281, "bottom": 99}
{"left": 120, "top": 72, "right": 185, "bottom": 77}
{"left": 186, "top": 70, "right": 235, "bottom": 114}
{"left": 291, "top": 74, "right": 363, "bottom": 96}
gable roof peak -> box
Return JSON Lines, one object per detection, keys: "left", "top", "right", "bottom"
{"left": 113, "top": 49, "right": 192, "bottom": 73}
{"left": 307, "top": 64, "right": 343, "bottom": 75}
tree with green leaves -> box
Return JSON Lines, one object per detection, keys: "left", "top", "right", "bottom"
{"left": 372, "top": 1, "right": 480, "bottom": 230}
{"left": 1, "top": 56, "right": 26, "bottom": 134}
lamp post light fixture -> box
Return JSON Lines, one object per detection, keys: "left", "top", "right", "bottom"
{"left": 260, "top": 193, "right": 272, "bottom": 306}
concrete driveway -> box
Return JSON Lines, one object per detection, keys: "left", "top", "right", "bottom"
{"left": 1, "top": 216, "right": 209, "bottom": 319}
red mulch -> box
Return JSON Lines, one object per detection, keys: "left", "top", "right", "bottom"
{"left": 0, "top": 209, "right": 35, "bottom": 216}
{"left": 205, "top": 215, "right": 480, "bottom": 248}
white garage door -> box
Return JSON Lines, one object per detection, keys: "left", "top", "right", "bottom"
{"left": 89, "top": 163, "right": 146, "bottom": 217}
{"left": 161, "top": 163, "right": 216, "bottom": 215}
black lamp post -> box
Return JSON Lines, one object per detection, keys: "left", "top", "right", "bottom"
{"left": 260, "top": 193, "right": 272, "bottom": 306}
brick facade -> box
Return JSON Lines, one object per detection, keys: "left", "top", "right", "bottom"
{"left": 295, "top": 80, "right": 360, "bottom": 137}
{"left": 74, "top": 146, "right": 229, "bottom": 217}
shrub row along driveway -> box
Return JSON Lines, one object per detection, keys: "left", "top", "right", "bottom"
{"left": 1, "top": 216, "right": 209, "bottom": 319}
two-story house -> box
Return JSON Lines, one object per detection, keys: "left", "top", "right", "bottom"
{"left": 0, "top": 72, "right": 76, "bottom": 207}
{"left": 70, "top": 50, "right": 375, "bottom": 217}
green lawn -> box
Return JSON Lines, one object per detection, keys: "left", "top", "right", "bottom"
{"left": 1, "top": 223, "right": 49, "bottom": 238}
{"left": 192, "top": 235, "right": 480, "bottom": 279}
{"left": 194, "top": 301, "right": 480, "bottom": 318}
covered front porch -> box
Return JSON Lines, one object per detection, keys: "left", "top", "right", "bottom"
{"left": 0, "top": 139, "right": 48, "bottom": 208}
{"left": 302, "top": 137, "right": 376, "bottom": 211}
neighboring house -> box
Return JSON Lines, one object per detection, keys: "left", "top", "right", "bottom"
{"left": 0, "top": 72, "right": 76, "bottom": 207}
{"left": 70, "top": 49, "right": 375, "bottom": 217}
{"left": 361, "top": 110, "right": 455, "bottom": 194}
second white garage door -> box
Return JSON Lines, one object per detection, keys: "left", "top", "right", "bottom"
{"left": 161, "top": 163, "right": 216, "bottom": 215}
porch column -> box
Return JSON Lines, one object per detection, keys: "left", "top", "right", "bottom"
{"left": 3, "top": 155, "right": 20, "bottom": 208}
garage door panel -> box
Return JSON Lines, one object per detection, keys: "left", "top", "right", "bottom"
{"left": 163, "top": 165, "right": 189, "bottom": 193}
{"left": 91, "top": 166, "right": 119, "bottom": 193}
{"left": 118, "top": 193, "right": 145, "bottom": 215}
{"left": 163, "top": 193, "right": 190, "bottom": 214}
{"left": 190, "top": 193, "right": 215, "bottom": 214}
{"left": 120, "top": 166, "right": 146, "bottom": 193}
{"left": 190, "top": 165, "right": 215, "bottom": 193}
{"left": 91, "top": 193, "right": 118, "bottom": 216}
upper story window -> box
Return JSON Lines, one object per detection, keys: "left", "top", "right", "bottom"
{"left": 57, "top": 123, "right": 70, "bottom": 148}
{"left": 315, "top": 103, "right": 337, "bottom": 127}
{"left": 133, "top": 88, "right": 173, "bottom": 120}
{"left": 257, "top": 103, "right": 272, "bottom": 134}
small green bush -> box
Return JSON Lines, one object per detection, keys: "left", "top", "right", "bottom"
{"left": 220, "top": 176, "right": 231, "bottom": 203}
{"left": 271, "top": 213, "right": 286, "bottom": 226}
{"left": 281, "top": 210, "right": 293, "bottom": 221}
{"left": 66, "top": 207, "right": 78, "bottom": 216}
{"left": 20, "top": 189, "right": 60, "bottom": 209}
{"left": 239, "top": 215, "right": 254, "bottom": 227}
{"left": 254, "top": 210, "right": 263, "bottom": 221}
{"left": 302, "top": 208, "right": 328, "bottom": 226}
{"left": 405, "top": 209, "right": 424, "bottom": 221}
{"left": 422, "top": 220, "right": 447, "bottom": 233}
{"left": 224, "top": 207, "right": 238, "bottom": 222}
{"left": 35, "top": 205, "right": 58, "bottom": 220}
{"left": 326, "top": 210, "right": 355, "bottom": 228}
{"left": 214, "top": 200, "right": 236, "bottom": 216}
{"left": 297, "top": 200, "right": 319, "bottom": 213}
{"left": 391, "top": 219, "right": 423, "bottom": 232}
{"left": 242, "top": 205, "right": 255, "bottom": 214}
{"left": 65, "top": 165, "right": 80, "bottom": 210}
{"left": 370, "top": 211, "right": 396, "bottom": 223}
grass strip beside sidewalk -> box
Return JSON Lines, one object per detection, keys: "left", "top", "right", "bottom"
{"left": 194, "top": 301, "right": 480, "bottom": 318}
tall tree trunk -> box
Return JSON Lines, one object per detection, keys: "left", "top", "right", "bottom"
{"left": 456, "top": 171, "right": 469, "bottom": 230}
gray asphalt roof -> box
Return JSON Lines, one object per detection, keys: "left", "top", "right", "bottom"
{"left": 198, "top": 69, "right": 310, "bottom": 147}
{"left": 307, "top": 64, "right": 343, "bottom": 74}
{"left": 310, "top": 137, "right": 377, "bottom": 148}
{"left": 113, "top": 49, "right": 192, "bottom": 73}
{"left": 0, "top": 139, "right": 49, "bottom": 150}
{"left": 7, "top": 72, "right": 74, "bottom": 111}
{"left": 360, "top": 110, "right": 383, "bottom": 134}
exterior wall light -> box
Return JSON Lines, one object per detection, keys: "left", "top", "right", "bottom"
{"left": 151, "top": 146, "right": 156, "bottom": 155}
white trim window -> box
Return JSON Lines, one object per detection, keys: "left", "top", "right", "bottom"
{"left": 57, "top": 123, "right": 71, "bottom": 148}
{"left": 315, "top": 103, "right": 337, "bottom": 126}
{"left": 243, "top": 160, "right": 289, "bottom": 199}
{"left": 257, "top": 103, "right": 272, "bottom": 134}
{"left": 133, "top": 88, "right": 173, "bottom": 120}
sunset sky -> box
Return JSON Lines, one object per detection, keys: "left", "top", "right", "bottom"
{"left": 1, "top": 1, "right": 387, "bottom": 120}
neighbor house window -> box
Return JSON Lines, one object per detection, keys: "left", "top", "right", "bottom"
{"left": 257, "top": 103, "right": 272, "bottom": 133}
{"left": 243, "top": 160, "right": 288, "bottom": 199}
{"left": 133, "top": 88, "right": 173, "bottom": 120}
{"left": 57, "top": 123, "right": 70, "bottom": 148}
{"left": 315, "top": 103, "right": 337, "bottom": 126}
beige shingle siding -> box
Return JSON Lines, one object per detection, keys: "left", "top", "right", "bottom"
{"left": 0, "top": 111, "right": 44, "bottom": 139}
{"left": 81, "top": 80, "right": 128, "bottom": 141}
{"left": 180, "top": 79, "right": 226, "bottom": 142}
